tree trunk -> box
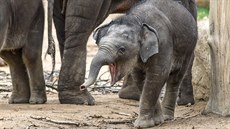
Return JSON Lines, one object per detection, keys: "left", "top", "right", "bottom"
{"left": 204, "top": 0, "right": 230, "bottom": 116}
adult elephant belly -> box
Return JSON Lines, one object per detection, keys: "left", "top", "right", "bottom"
{"left": 3, "top": 34, "right": 26, "bottom": 50}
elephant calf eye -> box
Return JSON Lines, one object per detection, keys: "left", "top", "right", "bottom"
{"left": 119, "top": 46, "right": 126, "bottom": 54}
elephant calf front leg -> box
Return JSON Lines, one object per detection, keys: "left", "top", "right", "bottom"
{"left": 134, "top": 73, "right": 166, "bottom": 128}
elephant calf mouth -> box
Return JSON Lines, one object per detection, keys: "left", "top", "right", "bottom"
{"left": 109, "top": 63, "right": 117, "bottom": 85}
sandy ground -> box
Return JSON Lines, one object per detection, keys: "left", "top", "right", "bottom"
{"left": 0, "top": 92, "right": 230, "bottom": 129}
{"left": 0, "top": 1, "right": 230, "bottom": 129}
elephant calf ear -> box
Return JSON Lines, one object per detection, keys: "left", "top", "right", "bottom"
{"left": 140, "top": 24, "right": 159, "bottom": 63}
{"left": 93, "top": 23, "right": 111, "bottom": 44}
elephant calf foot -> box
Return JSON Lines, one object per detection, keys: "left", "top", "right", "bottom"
{"left": 118, "top": 85, "right": 141, "bottom": 100}
{"left": 29, "top": 91, "right": 47, "bottom": 104}
{"left": 135, "top": 107, "right": 164, "bottom": 128}
{"left": 134, "top": 116, "right": 155, "bottom": 128}
{"left": 177, "top": 93, "right": 195, "bottom": 105}
{"left": 162, "top": 108, "right": 174, "bottom": 121}
{"left": 59, "top": 90, "right": 95, "bottom": 105}
{"left": 134, "top": 114, "right": 164, "bottom": 128}
{"left": 163, "top": 114, "right": 174, "bottom": 121}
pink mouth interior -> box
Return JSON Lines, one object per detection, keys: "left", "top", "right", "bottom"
{"left": 109, "top": 63, "right": 116, "bottom": 85}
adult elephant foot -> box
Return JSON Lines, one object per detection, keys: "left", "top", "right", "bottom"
{"left": 29, "top": 92, "right": 47, "bottom": 104}
{"left": 119, "top": 86, "right": 141, "bottom": 100}
{"left": 57, "top": 47, "right": 95, "bottom": 105}
{"left": 59, "top": 90, "right": 95, "bottom": 105}
{"left": 118, "top": 75, "right": 141, "bottom": 100}
{"left": 9, "top": 92, "right": 29, "bottom": 104}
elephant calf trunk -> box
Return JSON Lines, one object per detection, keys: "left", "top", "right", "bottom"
{"left": 80, "top": 85, "right": 87, "bottom": 91}
{"left": 80, "top": 51, "right": 112, "bottom": 91}
{"left": 80, "top": 80, "right": 94, "bottom": 91}
{"left": 80, "top": 70, "right": 99, "bottom": 91}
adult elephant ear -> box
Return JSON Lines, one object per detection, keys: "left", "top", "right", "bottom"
{"left": 140, "top": 23, "right": 159, "bottom": 63}
{"left": 93, "top": 23, "right": 111, "bottom": 44}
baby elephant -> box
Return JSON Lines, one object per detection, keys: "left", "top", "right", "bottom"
{"left": 0, "top": 0, "right": 46, "bottom": 104}
{"left": 81, "top": 0, "right": 197, "bottom": 128}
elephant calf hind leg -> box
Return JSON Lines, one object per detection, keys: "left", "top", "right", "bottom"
{"left": 162, "top": 71, "right": 186, "bottom": 120}
{"left": 177, "top": 72, "right": 195, "bottom": 105}
{"left": 177, "top": 56, "right": 195, "bottom": 105}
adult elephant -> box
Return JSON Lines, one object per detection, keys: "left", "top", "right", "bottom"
{"left": 49, "top": 0, "right": 196, "bottom": 104}
{"left": 0, "top": 0, "right": 46, "bottom": 104}
{"left": 51, "top": 0, "right": 139, "bottom": 104}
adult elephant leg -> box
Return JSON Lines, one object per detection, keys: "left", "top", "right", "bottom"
{"left": 53, "top": 0, "right": 65, "bottom": 58}
{"left": 0, "top": 50, "right": 30, "bottom": 104}
{"left": 23, "top": 6, "right": 47, "bottom": 104}
{"left": 177, "top": 54, "right": 195, "bottom": 105}
{"left": 119, "top": 68, "right": 143, "bottom": 100}
{"left": 58, "top": 0, "right": 106, "bottom": 104}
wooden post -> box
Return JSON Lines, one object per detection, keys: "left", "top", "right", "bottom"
{"left": 204, "top": 0, "right": 230, "bottom": 116}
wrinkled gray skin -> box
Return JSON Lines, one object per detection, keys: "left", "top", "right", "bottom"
{"left": 51, "top": 0, "right": 139, "bottom": 104}
{"left": 0, "top": 0, "right": 46, "bottom": 104}
{"left": 119, "top": 0, "right": 197, "bottom": 105}
{"left": 50, "top": 0, "right": 196, "bottom": 105}
{"left": 82, "top": 0, "right": 197, "bottom": 127}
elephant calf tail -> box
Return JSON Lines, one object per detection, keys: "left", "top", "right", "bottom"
{"left": 46, "top": 0, "right": 56, "bottom": 78}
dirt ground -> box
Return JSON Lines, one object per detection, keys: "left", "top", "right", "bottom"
{"left": 1, "top": 92, "right": 230, "bottom": 129}
{"left": 1, "top": 1, "right": 230, "bottom": 129}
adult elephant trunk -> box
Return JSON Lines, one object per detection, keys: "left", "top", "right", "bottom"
{"left": 80, "top": 50, "right": 113, "bottom": 90}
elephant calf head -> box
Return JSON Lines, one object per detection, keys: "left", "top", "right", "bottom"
{"left": 80, "top": 15, "right": 159, "bottom": 89}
